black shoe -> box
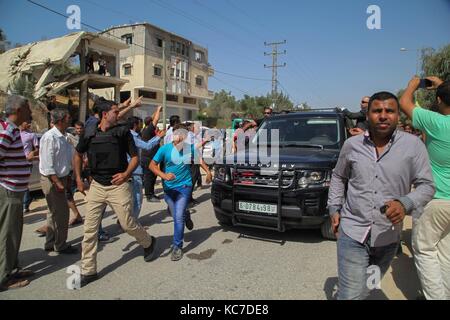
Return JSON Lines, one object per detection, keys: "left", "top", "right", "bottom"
{"left": 80, "top": 273, "right": 98, "bottom": 288}
{"left": 185, "top": 218, "right": 194, "bottom": 231}
{"left": 147, "top": 195, "right": 160, "bottom": 203}
{"left": 44, "top": 246, "right": 54, "bottom": 252}
{"left": 144, "top": 236, "right": 157, "bottom": 262}
{"left": 98, "top": 232, "right": 113, "bottom": 243}
{"left": 57, "top": 245, "right": 78, "bottom": 255}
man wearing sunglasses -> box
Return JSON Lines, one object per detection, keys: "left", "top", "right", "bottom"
{"left": 343, "top": 96, "right": 370, "bottom": 136}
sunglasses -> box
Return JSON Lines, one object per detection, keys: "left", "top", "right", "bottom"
{"left": 264, "top": 112, "right": 272, "bottom": 114}
{"left": 361, "top": 101, "right": 369, "bottom": 104}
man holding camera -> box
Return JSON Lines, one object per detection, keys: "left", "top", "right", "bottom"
{"left": 328, "top": 91, "right": 435, "bottom": 300}
{"left": 400, "top": 76, "right": 450, "bottom": 300}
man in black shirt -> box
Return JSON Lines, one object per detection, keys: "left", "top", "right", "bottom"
{"left": 342, "top": 96, "right": 370, "bottom": 135}
{"left": 141, "top": 106, "right": 162, "bottom": 202}
{"left": 73, "top": 100, "right": 157, "bottom": 288}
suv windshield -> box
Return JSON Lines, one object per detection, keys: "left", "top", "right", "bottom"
{"left": 254, "top": 116, "right": 341, "bottom": 150}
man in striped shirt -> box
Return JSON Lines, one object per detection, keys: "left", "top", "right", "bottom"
{"left": 0, "top": 95, "right": 34, "bottom": 291}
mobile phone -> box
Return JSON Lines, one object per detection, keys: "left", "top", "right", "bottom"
{"left": 419, "top": 79, "right": 433, "bottom": 89}
{"left": 380, "top": 205, "right": 388, "bottom": 214}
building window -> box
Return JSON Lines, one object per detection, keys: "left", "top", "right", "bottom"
{"left": 156, "top": 37, "right": 163, "bottom": 48}
{"left": 183, "top": 97, "right": 197, "bottom": 105}
{"left": 138, "top": 90, "right": 157, "bottom": 99}
{"left": 195, "top": 50, "right": 204, "bottom": 63}
{"left": 195, "top": 76, "right": 203, "bottom": 86}
{"left": 166, "top": 94, "right": 178, "bottom": 102}
{"left": 120, "top": 91, "right": 131, "bottom": 102}
{"left": 170, "top": 40, "right": 175, "bottom": 52}
{"left": 153, "top": 65, "right": 162, "bottom": 77}
{"left": 122, "top": 34, "right": 133, "bottom": 45}
{"left": 123, "top": 64, "right": 132, "bottom": 75}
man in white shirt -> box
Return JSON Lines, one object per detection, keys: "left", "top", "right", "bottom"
{"left": 39, "top": 108, "right": 77, "bottom": 254}
{"left": 164, "top": 115, "right": 181, "bottom": 145}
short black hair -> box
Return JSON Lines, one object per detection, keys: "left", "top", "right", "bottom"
{"left": 144, "top": 116, "right": 153, "bottom": 126}
{"left": 127, "top": 116, "right": 142, "bottom": 129}
{"left": 74, "top": 121, "right": 84, "bottom": 127}
{"left": 95, "top": 99, "right": 117, "bottom": 117}
{"left": 169, "top": 115, "right": 181, "bottom": 127}
{"left": 173, "top": 123, "right": 188, "bottom": 131}
{"left": 368, "top": 91, "right": 399, "bottom": 111}
{"left": 436, "top": 80, "right": 450, "bottom": 107}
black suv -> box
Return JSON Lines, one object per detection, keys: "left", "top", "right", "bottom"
{"left": 211, "top": 109, "right": 349, "bottom": 239}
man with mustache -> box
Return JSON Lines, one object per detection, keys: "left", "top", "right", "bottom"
{"left": 327, "top": 91, "right": 435, "bottom": 300}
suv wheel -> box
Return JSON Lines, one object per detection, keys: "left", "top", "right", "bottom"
{"left": 321, "top": 218, "right": 337, "bottom": 240}
{"left": 214, "top": 209, "right": 232, "bottom": 226}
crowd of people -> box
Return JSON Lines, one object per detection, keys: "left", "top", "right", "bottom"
{"left": 0, "top": 76, "right": 449, "bottom": 300}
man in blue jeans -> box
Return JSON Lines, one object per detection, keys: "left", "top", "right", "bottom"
{"left": 127, "top": 116, "right": 165, "bottom": 219}
{"left": 327, "top": 91, "right": 435, "bottom": 300}
{"left": 150, "top": 123, "right": 212, "bottom": 261}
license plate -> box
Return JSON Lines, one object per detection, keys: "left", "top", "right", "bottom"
{"left": 238, "top": 201, "right": 277, "bottom": 215}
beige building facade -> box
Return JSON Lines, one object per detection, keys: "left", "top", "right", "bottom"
{"left": 99, "top": 23, "right": 214, "bottom": 121}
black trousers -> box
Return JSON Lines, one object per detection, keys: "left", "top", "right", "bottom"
{"left": 190, "top": 164, "right": 201, "bottom": 189}
{"left": 142, "top": 156, "right": 157, "bottom": 197}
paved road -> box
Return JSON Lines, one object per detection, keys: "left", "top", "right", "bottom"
{"left": 1, "top": 182, "right": 421, "bottom": 300}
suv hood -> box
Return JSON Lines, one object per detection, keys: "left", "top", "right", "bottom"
{"left": 223, "top": 147, "right": 340, "bottom": 170}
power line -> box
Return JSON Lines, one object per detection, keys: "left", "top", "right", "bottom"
{"left": 145, "top": 0, "right": 267, "bottom": 67}
{"left": 214, "top": 70, "right": 271, "bottom": 81}
{"left": 211, "top": 75, "right": 253, "bottom": 96}
{"left": 191, "top": 0, "right": 265, "bottom": 43}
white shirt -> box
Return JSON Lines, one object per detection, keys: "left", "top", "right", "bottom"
{"left": 164, "top": 127, "right": 174, "bottom": 144}
{"left": 39, "top": 126, "right": 73, "bottom": 177}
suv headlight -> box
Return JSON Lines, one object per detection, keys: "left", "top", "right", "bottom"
{"left": 214, "top": 166, "right": 230, "bottom": 182}
{"left": 296, "top": 170, "right": 328, "bottom": 188}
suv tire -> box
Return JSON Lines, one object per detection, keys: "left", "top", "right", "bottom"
{"left": 214, "top": 209, "right": 232, "bottom": 226}
{"left": 320, "top": 217, "right": 337, "bottom": 240}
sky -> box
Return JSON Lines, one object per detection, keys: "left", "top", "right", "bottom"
{"left": 1, "top": 0, "right": 449, "bottom": 111}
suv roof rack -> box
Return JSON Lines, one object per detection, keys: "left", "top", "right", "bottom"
{"left": 273, "top": 107, "right": 344, "bottom": 115}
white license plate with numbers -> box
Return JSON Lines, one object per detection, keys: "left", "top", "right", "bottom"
{"left": 238, "top": 201, "right": 277, "bottom": 215}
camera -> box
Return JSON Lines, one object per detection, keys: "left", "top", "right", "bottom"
{"left": 419, "top": 78, "right": 433, "bottom": 89}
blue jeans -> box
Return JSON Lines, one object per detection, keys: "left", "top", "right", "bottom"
{"left": 23, "top": 189, "right": 32, "bottom": 211}
{"left": 337, "top": 229, "right": 398, "bottom": 300}
{"left": 131, "top": 175, "right": 143, "bottom": 219}
{"left": 164, "top": 186, "right": 192, "bottom": 249}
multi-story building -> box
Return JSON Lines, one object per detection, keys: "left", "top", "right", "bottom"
{"left": 100, "top": 23, "right": 214, "bottom": 121}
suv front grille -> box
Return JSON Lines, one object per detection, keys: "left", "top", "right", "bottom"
{"left": 233, "top": 169, "right": 294, "bottom": 188}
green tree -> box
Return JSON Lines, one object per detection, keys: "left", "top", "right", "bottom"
{"left": 0, "top": 28, "right": 10, "bottom": 54}
{"left": 8, "top": 75, "right": 36, "bottom": 103}
{"left": 416, "top": 44, "right": 450, "bottom": 108}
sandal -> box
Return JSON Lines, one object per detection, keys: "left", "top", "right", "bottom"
{"left": 13, "top": 269, "right": 35, "bottom": 279}
{"left": 69, "top": 218, "right": 84, "bottom": 227}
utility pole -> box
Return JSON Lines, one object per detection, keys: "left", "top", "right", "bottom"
{"left": 264, "top": 40, "right": 286, "bottom": 110}
{"left": 162, "top": 40, "right": 167, "bottom": 139}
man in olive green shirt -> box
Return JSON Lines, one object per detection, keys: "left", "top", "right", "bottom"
{"left": 400, "top": 76, "right": 450, "bottom": 300}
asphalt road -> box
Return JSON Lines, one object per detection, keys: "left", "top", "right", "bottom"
{"left": 0, "top": 182, "right": 421, "bottom": 300}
